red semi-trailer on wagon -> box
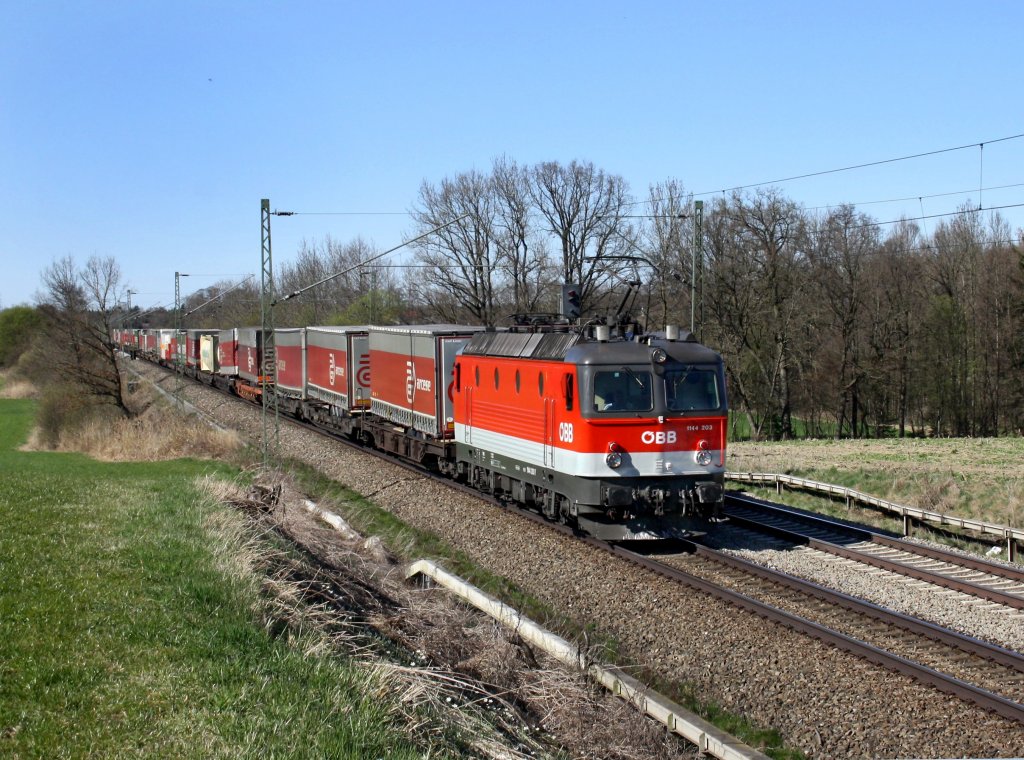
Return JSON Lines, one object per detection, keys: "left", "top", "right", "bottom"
{"left": 217, "top": 329, "right": 239, "bottom": 377}
{"left": 304, "top": 326, "right": 370, "bottom": 412}
{"left": 274, "top": 328, "right": 306, "bottom": 398}
{"left": 368, "top": 325, "right": 484, "bottom": 439}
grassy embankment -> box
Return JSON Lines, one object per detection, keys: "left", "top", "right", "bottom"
{"left": 0, "top": 394, "right": 425, "bottom": 758}
{"left": 284, "top": 461, "right": 801, "bottom": 759}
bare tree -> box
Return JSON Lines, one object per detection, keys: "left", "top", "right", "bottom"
{"left": 491, "top": 156, "right": 552, "bottom": 314}
{"left": 411, "top": 170, "right": 499, "bottom": 325}
{"left": 703, "top": 190, "right": 806, "bottom": 440}
{"left": 641, "top": 179, "right": 693, "bottom": 328}
{"left": 805, "top": 204, "right": 879, "bottom": 436}
{"left": 37, "top": 255, "right": 131, "bottom": 417}
{"left": 527, "top": 160, "right": 633, "bottom": 313}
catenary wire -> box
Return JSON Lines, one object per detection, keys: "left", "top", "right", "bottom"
{"left": 626, "top": 132, "right": 1024, "bottom": 211}
{"left": 693, "top": 132, "right": 1024, "bottom": 197}
{"left": 802, "top": 182, "right": 1024, "bottom": 211}
{"left": 849, "top": 202, "right": 1024, "bottom": 229}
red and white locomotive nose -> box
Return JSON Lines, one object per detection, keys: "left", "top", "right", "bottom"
{"left": 453, "top": 323, "right": 728, "bottom": 539}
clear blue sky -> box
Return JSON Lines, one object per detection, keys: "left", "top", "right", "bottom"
{"left": 2, "top": 1, "right": 1022, "bottom": 309}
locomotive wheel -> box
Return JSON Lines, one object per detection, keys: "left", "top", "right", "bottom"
{"left": 558, "top": 496, "right": 574, "bottom": 525}
{"left": 540, "top": 489, "right": 558, "bottom": 521}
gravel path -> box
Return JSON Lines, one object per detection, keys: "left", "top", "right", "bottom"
{"left": 140, "top": 365, "right": 1024, "bottom": 758}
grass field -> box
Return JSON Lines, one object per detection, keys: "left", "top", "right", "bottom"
{"left": 729, "top": 436, "right": 1024, "bottom": 532}
{"left": 0, "top": 397, "right": 426, "bottom": 758}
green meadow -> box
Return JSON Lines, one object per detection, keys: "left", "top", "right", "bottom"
{"left": 0, "top": 397, "right": 423, "bottom": 759}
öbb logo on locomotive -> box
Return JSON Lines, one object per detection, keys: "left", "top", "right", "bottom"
{"left": 558, "top": 422, "right": 574, "bottom": 442}
{"left": 132, "top": 321, "right": 727, "bottom": 541}
{"left": 641, "top": 430, "right": 677, "bottom": 445}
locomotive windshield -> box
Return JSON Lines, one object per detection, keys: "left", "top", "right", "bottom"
{"left": 665, "top": 367, "right": 722, "bottom": 412}
{"left": 593, "top": 369, "right": 653, "bottom": 412}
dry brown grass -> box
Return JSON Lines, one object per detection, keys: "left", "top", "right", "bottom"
{"left": 196, "top": 471, "right": 697, "bottom": 759}
{"left": 0, "top": 380, "right": 39, "bottom": 399}
{"left": 0, "top": 373, "right": 38, "bottom": 399}
{"left": 729, "top": 436, "right": 1024, "bottom": 525}
{"left": 25, "top": 405, "right": 242, "bottom": 461}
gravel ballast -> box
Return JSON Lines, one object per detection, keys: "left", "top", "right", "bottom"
{"left": 140, "top": 364, "right": 1024, "bottom": 757}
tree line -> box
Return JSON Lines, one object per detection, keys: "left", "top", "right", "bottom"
{"left": 6, "top": 158, "right": 1021, "bottom": 440}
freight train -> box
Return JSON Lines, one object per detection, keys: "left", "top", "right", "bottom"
{"left": 113, "top": 318, "right": 728, "bottom": 540}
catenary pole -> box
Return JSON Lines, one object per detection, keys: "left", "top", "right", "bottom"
{"left": 691, "top": 200, "right": 703, "bottom": 339}
{"left": 260, "top": 199, "right": 279, "bottom": 467}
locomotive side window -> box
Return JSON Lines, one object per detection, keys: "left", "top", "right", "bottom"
{"left": 494, "top": 367, "right": 500, "bottom": 390}
{"left": 515, "top": 369, "right": 521, "bottom": 393}
{"left": 475, "top": 366, "right": 480, "bottom": 386}
{"left": 665, "top": 368, "right": 721, "bottom": 411}
{"left": 538, "top": 372, "right": 544, "bottom": 396}
{"left": 593, "top": 369, "right": 652, "bottom": 412}
{"left": 564, "top": 373, "right": 574, "bottom": 411}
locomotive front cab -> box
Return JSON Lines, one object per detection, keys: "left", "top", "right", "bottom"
{"left": 568, "top": 336, "right": 729, "bottom": 533}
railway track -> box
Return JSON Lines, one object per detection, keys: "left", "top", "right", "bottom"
{"left": 723, "top": 494, "right": 1024, "bottom": 611}
{"left": 142, "top": 360, "right": 1024, "bottom": 725}
{"left": 650, "top": 540, "right": 1024, "bottom": 714}
{"left": 464, "top": 496, "right": 1024, "bottom": 723}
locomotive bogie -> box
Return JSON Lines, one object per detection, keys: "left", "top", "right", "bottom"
{"left": 458, "top": 442, "right": 723, "bottom": 539}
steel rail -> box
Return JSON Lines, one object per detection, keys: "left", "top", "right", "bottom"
{"left": 137, "top": 358, "right": 1024, "bottom": 724}
{"left": 728, "top": 492, "right": 1024, "bottom": 581}
{"left": 725, "top": 472, "right": 1024, "bottom": 556}
{"left": 606, "top": 544, "right": 1024, "bottom": 724}
{"left": 725, "top": 495, "right": 1024, "bottom": 610}
{"left": 680, "top": 538, "right": 1024, "bottom": 673}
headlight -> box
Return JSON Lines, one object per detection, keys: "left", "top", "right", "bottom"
{"left": 606, "top": 441, "right": 624, "bottom": 469}
{"left": 651, "top": 347, "right": 668, "bottom": 364}
{"left": 695, "top": 439, "right": 712, "bottom": 466}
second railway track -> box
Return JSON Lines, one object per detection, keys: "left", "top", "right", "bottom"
{"left": 723, "top": 494, "right": 1024, "bottom": 611}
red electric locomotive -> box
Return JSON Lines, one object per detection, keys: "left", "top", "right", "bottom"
{"left": 452, "top": 323, "right": 727, "bottom": 539}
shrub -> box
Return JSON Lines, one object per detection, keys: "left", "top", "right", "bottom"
{"left": 0, "top": 306, "right": 45, "bottom": 368}
{"left": 32, "top": 384, "right": 93, "bottom": 449}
